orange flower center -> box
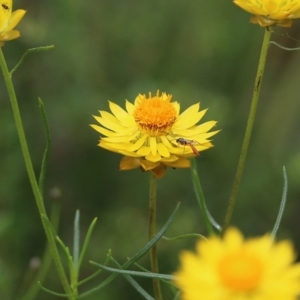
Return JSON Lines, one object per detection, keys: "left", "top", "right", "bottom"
{"left": 218, "top": 250, "right": 263, "bottom": 291}
{"left": 133, "top": 91, "right": 177, "bottom": 136}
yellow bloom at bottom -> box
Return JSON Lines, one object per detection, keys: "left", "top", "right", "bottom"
{"left": 174, "top": 228, "right": 300, "bottom": 300}
{"left": 91, "top": 91, "right": 219, "bottom": 178}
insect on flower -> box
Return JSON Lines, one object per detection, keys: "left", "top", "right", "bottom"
{"left": 1, "top": 3, "right": 9, "bottom": 10}
{"left": 175, "top": 138, "right": 200, "bottom": 156}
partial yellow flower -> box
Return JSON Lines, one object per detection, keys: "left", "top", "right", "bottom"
{"left": 91, "top": 91, "right": 219, "bottom": 178}
{"left": 233, "top": 0, "right": 300, "bottom": 27}
{"left": 174, "top": 227, "right": 300, "bottom": 300}
{"left": 0, "top": 0, "right": 26, "bottom": 46}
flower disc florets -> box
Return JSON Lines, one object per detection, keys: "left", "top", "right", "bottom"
{"left": 133, "top": 93, "right": 177, "bottom": 136}
{"left": 91, "top": 91, "right": 219, "bottom": 178}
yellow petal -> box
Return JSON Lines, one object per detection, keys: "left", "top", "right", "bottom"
{"left": 6, "top": 9, "right": 26, "bottom": 31}
{"left": 94, "top": 114, "right": 125, "bottom": 132}
{"left": 125, "top": 100, "right": 135, "bottom": 115}
{"left": 140, "top": 159, "right": 160, "bottom": 171}
{"left": 160, "top": 135, "right": 173, "bottom": 148}
{"left": 0, "top": 29, "right": 19, "bottom": 41}
{"left": 136, "top": 146, "right": 151, "bottom": 156}
{"left": 145, "top": 152, "right": 162, "bottom": 162}
{"left": 0, "top": 7, "right": 10, "bottom": 32}
{"left": 127, "top": 134, "right": 147, "bottom": 151}
{"left": 173, "top": 102, "right": 180, "bottom": 116}
{"left": 164, "top": 157, "right": 190, "bottom": 168}
{"left": 120, "top": 156, "right": 141, "bottom": 170}
{"left": 174, "top": 108, "right": 207, "bottom": 129}
{"left": 262, "top": 0, "right": 279, "bottom": 15}
{"left": 108, "top": 101, "right": 134, "bottom": 124}
{"left": 176, "top": 103, "right": 200, "bottom": 122}
{"left": 233, "top": 0, "right": 258, "bottom": 14}
{"left": 5, "top": 0, "right": 12, "bottom": 8}
{"left": 101, "top": 136, "right": 131, "bottom": 143}
{"left": 195, "top": 130, "right": 220, "bottom": 141}
{"left": 157, "top": 143, "right": 170, "bottom": 157}
{"left": 149, "top": 136, "right": 157, "bottom": 156}
{"left": 89, "top": 124, "right": 114, "bottom": 136}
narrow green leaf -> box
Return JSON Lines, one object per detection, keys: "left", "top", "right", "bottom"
{"left": 90, "top": 261, "right": 176, "bottom": 281}
{"left": 73, "top": 210, "right": 80, "bottom": 269}
{"left": 77, "top": 249, "right": 111, "bottom": 287}
{"left": 79, "top": 202, "right": 180, "bottom": 299}
{"left": 78, "top": 217, "right": 97, "bottom": 270}
{"left": 162, "top": 233, "right": 207, "bottom": 241}
{"left": 38, "top": 98, "right": 52, "bottom": 194}
{"left": 38, "top": 282, "right": 71, "bottom": 298}
{"left": 271, "top": 166, "right": 288, "bottom": 240}
{"left": 111, "top": 257, "right": 155, "bottom": 300}
{"left": 191, "top": 159, "right": 216, "bottom": 234}
{"left": 133, "top": 261, "right": 178, "bottom": 289}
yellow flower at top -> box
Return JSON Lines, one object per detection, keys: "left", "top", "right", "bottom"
{"left": 174, "top": 227, "right": 300, "bottom": 300}
{"left": 91, "top": 91, "right": 219, "bottom": 178}
{"left": 0, "top": 0, "right": 26, "bottom": 46}
{"left": 233, "top": 0, "right": 300, "bottom": 27}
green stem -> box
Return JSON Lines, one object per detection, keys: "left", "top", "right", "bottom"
{"left": 0, "top": 48, "right": 74, "bottom": 299}
{"left": 223, "top": 28, "right": 272, "bottom": 231}
{"left": 148, "top": 173, "right": 162, "bottom": 300}
{"left": 190, "top": 159, "right": 214, "bottom": 235}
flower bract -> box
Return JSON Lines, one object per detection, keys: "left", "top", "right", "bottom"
{"left": 174, "top": 227, "right": 300, "bottom": 300}
{"left": 91, "top": 91, "right": 219, "bottom": 178}
{"left": 233, "top": 0, "right": 300, "bottom": 27}
{"left": 0, "top": 0, "right": 26, "bottom": 46}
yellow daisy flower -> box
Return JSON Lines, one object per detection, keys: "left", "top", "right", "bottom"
{"left": 0, "top": 0, "right": 26, "bottom": 46}
{"left": 91, "top": 91, "right": 219, "bottom": 178}
{"left": 233, "top": 0, "right": 300, "bottom": 27}
{"left": 174, "top": 227, "right": 300, "bottom": 300}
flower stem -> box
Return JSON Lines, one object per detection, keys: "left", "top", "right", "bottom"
{"left": 148, "top": 172, "right": 163, "bottom": 300}
{"left": 0, "top": 48, "right": 74, "bottom": 299}
{"left": 223, "top": 28, "right": 272, "bottom": 231}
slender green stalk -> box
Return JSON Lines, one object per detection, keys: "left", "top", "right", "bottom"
{"left": 271, "top": 166, "right": 288, "bottom": 240}
{"left": 148, "top": 173, "right": 162, "bottom": 300}
{"left": 191, "top": 158, "right": 215, "bottom": 235}
{"left": 38, "top": 97, "right": 52, "bottom": 194}
{"left": 0, "top": 48, "right": 73, "bottom": 299}
{"left": 223, "top": 28, "right": 272, "bottom": 231}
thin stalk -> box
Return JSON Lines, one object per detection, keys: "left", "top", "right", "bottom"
{"left": 148, "top": 173, "right": 162, "bottom": 300}
{"left": 0, "top": 48, "right": 73, "bottom": 299}
{"left": 191, "top": 158, "right": 215, "bottom": 235}
{"left": 223, "top": 28, "right": 272, "bottom": 231}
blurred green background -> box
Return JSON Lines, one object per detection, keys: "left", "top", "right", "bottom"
{"left": 1, "top": 0, "right": 300, "bottom": 299}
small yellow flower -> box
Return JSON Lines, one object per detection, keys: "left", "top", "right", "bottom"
{"left": 91, "top": 91, "right": 219, "bottom": 178}
{"left": 174, "top": 228, "right": 300, "bottom": 300}
{"left": 0, "top": 0, "right": 26, "bottom": 46}
{"left": 233, "top": 0, "right": 300, "bottom": 27}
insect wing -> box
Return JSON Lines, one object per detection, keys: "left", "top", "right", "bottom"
{"left": 189, "top": 143, "right": 199, "bottom": 156}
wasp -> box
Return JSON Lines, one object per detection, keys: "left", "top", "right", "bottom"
{"left": 175, "top": 137, "right": 200, "bottom": 156}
